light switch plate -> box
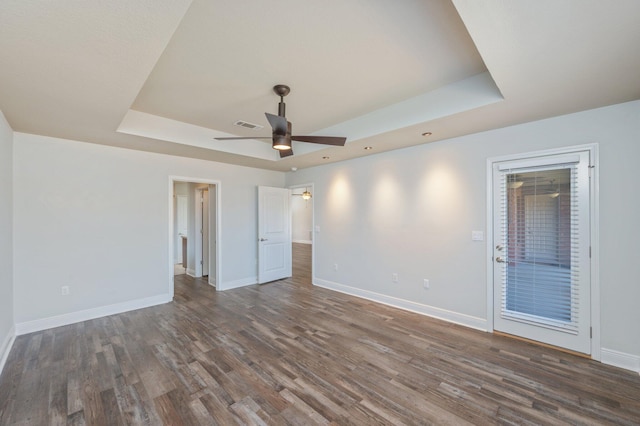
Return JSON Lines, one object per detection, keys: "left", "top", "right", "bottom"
{"left": 471, "top": 230, "right": 484, "bottom": 241}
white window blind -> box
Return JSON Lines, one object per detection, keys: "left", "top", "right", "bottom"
{"left": 498, "top": 163, "right": 580, "bottom": 333}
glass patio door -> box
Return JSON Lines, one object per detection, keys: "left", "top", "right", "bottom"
{"left": 492, "top": 151, "right": 591, "bottom": 354}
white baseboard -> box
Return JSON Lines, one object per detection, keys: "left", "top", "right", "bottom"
{"left": 292, "top": 239, "right": 312, "bottom": 245}
{"left": 15, "top": 294, "right": 172, "bottom": 335}
{"left": 186, "top": 268, "right": 196, "bottom": 277}
{"left": 218, "top": 276, "right": 257, "bottom": 291}
{"left": 313, "top": 278, "right": 487, "bottom": 332}
{"left": 0, "top": 324, "right": 16, "bottom": 376}
{"left": 601, "top": 348, "right": 640, "bottom": 374}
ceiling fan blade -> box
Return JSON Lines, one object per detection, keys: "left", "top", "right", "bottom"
{"left": 215, "top": 136, "right": 271, "bottom": 140}
{"left": 265, "top": 113, "right": 288, "bottom": 134}
{"left": 291, "top": 135, "right": 346, "bottom": 146}
{"left": 279, "top": 148, "right": 294, "bottom": 158}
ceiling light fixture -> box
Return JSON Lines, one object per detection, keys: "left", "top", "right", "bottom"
{"left": 293, "top": 188, "right": 312, "bottom": 200}
{"left": 272, "top": 133, "right": 291, "bottom": 151}
{"left": 322, "top": 156, "right": 330, "bottom": 160}
{"left": 364, "top": 146, "right": 373, "bottom": 150}
{"left": 422, "top": 132, "right": 432, "bottom": 137}
{"left": 548, "top": 178, "right": 560, "bottom": 198}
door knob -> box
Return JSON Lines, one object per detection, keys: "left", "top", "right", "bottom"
{"left": 259, "top": 238, "right": 268, "bottom": 242}
{"left": 495, "top": 256, "right": 506, "bottom": 263}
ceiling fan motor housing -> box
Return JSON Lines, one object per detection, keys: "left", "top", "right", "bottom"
{"left": 272, "top": 121, "right": 292, "bottom": 150}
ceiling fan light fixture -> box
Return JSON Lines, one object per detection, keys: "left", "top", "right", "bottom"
{"left": 272, "top": 134, "right": 291, "bottom": 150}
{"left": 548, "top": 178, "right": 560, "bottom": 198}
{"left": 273, "top": 143, "right": 291, "bottom": 151}
{"left": 292, "top": 187, "right": 312, "bottom": 200}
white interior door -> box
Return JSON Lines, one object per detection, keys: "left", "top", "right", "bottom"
{"left": 175, "top": 195, "right": 188, "bottom": 263}
{"left": 492, "top": 151, "right": 591, "bottom": 354}
{"left": 258, "top": 186, "right": 292, "bottom": 284}
{"left": 194, "top": 187, "right": 209, "bottom": 278}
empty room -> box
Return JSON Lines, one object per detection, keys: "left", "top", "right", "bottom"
{"left": 1, "top": 1, "right": 639, "bottom": 424}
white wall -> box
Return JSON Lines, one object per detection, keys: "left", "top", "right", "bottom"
{"left": 291, "top": 192, "right": 313, "bottom": 243}
{"left": 0, "top": 112, "right": 15, "bottom": 370}
{"left": 286, "top": 100, "right": 640, "bottom": 364}
{"left": 13, "top": 133, "right": 284, "bottom": 327}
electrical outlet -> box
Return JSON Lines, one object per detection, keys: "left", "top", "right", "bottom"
{"left": 423, "top": 279, "right": 429, "bottom": 289}
{"left": 392, "top": 273, "right": 398, "bottom": 283}
{"left": 61, "top": 286, "right": 70, "bottom": 296}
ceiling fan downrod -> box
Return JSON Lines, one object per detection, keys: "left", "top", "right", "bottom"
{"left": 273, "top": 84, "right": 290, "bottom": 118}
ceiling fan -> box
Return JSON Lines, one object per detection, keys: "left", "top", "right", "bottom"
{"left": 215, "top": 85, "right": 347, "bottom": 158}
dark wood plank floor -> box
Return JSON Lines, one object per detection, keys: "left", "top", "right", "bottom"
{"left": 1, "top": 245, "right": 639, "bottom": 425}
{"left": 291, "top": 242, "right": 311, "bottom": 286}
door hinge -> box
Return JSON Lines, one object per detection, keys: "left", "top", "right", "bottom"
{"left": 590, "top": 327, "right": 592, "bottom": 338}
{"left": 589, "top": 246, "right": 591, "bottom": 258}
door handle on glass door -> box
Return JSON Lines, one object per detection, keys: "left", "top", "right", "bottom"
{"left": 495, "top": 256, "right": 506, "bottom": 263}
{"left": 259, "top": 238, "right": 268, "bottom": 242}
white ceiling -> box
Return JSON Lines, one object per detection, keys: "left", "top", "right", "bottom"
{"left": 1, "top": 0, "right": 639, "bottom": 171}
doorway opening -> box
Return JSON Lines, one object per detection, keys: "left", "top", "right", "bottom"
{"left": 290, "top": 183, "right": 314, "bottom": 285}
{"left": 169, "top": 177, "right": 221, "bottom": 297}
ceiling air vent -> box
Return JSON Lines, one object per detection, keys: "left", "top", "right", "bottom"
{"left": 234, "top": 120, "right": 263, "bottom": 130}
